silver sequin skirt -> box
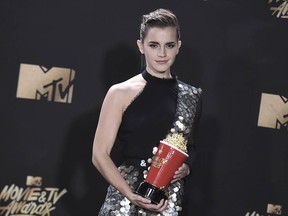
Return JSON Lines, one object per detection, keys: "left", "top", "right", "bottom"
{"left": 98, "top": 163, "right": 184, "bottom": 216}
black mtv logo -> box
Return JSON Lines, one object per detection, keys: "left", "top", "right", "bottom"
{"left": 258, "top": 93, "right": 288, "bottom": 130}
{"left": 16, "top": 64, "right": 75, "bottom": 103}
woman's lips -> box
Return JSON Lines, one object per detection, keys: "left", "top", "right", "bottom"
{"left": 156, "top": 60, "right": 168, "bottom": 64}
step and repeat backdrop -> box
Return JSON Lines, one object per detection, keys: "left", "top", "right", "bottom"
{"left": 1, "top": 0, "right": 287, "bottom": 215}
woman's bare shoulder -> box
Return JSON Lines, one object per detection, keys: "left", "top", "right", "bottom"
{"left": 109, "top": 73, "right": 145, "bottom": 95}
{"left": 103, "top": 74, "right": 145, "bottom": 111}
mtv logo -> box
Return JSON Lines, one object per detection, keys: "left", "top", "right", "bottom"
{"left": 257, "top": 93, "right": 288, "bottom": 130}
{"left": 267, "top": 203, "right": 282, "bottom": 215}
{"left": 26, "top": 176, "right": 42, "bottom": 186}
{"left": 16, "top": 63, "right": 75, "bottom": 103}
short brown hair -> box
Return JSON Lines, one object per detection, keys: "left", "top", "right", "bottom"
{"left": 139, "top": 8, "right": 180, "bottom": 41}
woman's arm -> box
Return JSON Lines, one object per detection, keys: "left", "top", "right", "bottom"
{"left": 92, "top": 83, "right": 167, "bottom": 211}
{"left": 92, "top": 84, "right": 133, "bottom": 198}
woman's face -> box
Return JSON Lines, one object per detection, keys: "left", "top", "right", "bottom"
{"left": 137, "top": 26, "right": 181, "bottom": 78}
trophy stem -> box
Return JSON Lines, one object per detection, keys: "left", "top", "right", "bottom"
{"left": 135, "top": 182, "right": 168, "bottom": 204}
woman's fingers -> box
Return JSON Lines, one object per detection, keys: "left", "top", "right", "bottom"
{"left": 157, "top": 199, "right": 168, "bottom": 212}
{"left": 171, "top": 163, "right": 190, "bottom": 183}
{"left": 134, "top": 194, "right": 152, "bottom": 204}
{"left": 143, "top": 199, "right": 168, "bottom": 212}
{"left": 132, "top": 196, "right": 168, "bottom": 212}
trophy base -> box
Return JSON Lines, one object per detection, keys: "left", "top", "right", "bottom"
{"left": 135, "top": 182, "right": 168, "bottom": 204}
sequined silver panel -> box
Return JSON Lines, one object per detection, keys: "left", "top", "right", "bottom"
{"left": 170, "top": 81, "right": 202, "bottom": 140}
{"left": 98, "top": 164, "right": 184, "bottom": 216}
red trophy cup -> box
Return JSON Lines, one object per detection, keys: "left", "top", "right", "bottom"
{"left": 135, "top": 133, "right": 188, "bottom": 204}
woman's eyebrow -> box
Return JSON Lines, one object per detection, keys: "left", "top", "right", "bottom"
{"left": 147, "top": 41, "right": 176, "bottom": 44}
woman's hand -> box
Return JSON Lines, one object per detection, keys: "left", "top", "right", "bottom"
{"left": 128, "top": 193, "right": 168, "bottom": 212}
{"left": 171, "top": 163, "right": 190, "bottom": 183}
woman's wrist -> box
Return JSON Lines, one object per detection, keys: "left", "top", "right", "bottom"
{"left": 125, "top": 189, "right": 136, "bottom": 202}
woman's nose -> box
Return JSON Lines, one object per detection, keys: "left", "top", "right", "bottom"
{"left": 157, "top": 47, "right": 166, "bottom": 57}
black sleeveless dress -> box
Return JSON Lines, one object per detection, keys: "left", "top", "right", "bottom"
{"left": 98, "top": 70, "right": 201, "bottom": 216}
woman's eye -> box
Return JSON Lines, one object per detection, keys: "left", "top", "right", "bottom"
{"left": 149, "top": 44, "right": 158, "bottom": 48}
{"left": 167, "top": 44, "right": 175, "bottom": 48}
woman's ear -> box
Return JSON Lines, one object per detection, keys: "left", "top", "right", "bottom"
{"left": 137, "top": 40, "right": 144, "bottom": 54}
{"left": 176, "top": 40, "right": 182, "bottom": 54}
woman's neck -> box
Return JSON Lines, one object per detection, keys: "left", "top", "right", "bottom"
{"left": 145, "top": 68, "right": 172, "bottom": 79}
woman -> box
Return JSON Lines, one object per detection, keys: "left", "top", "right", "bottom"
{"left": 92, "top": 8, "right": 202, "bottom": 215}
